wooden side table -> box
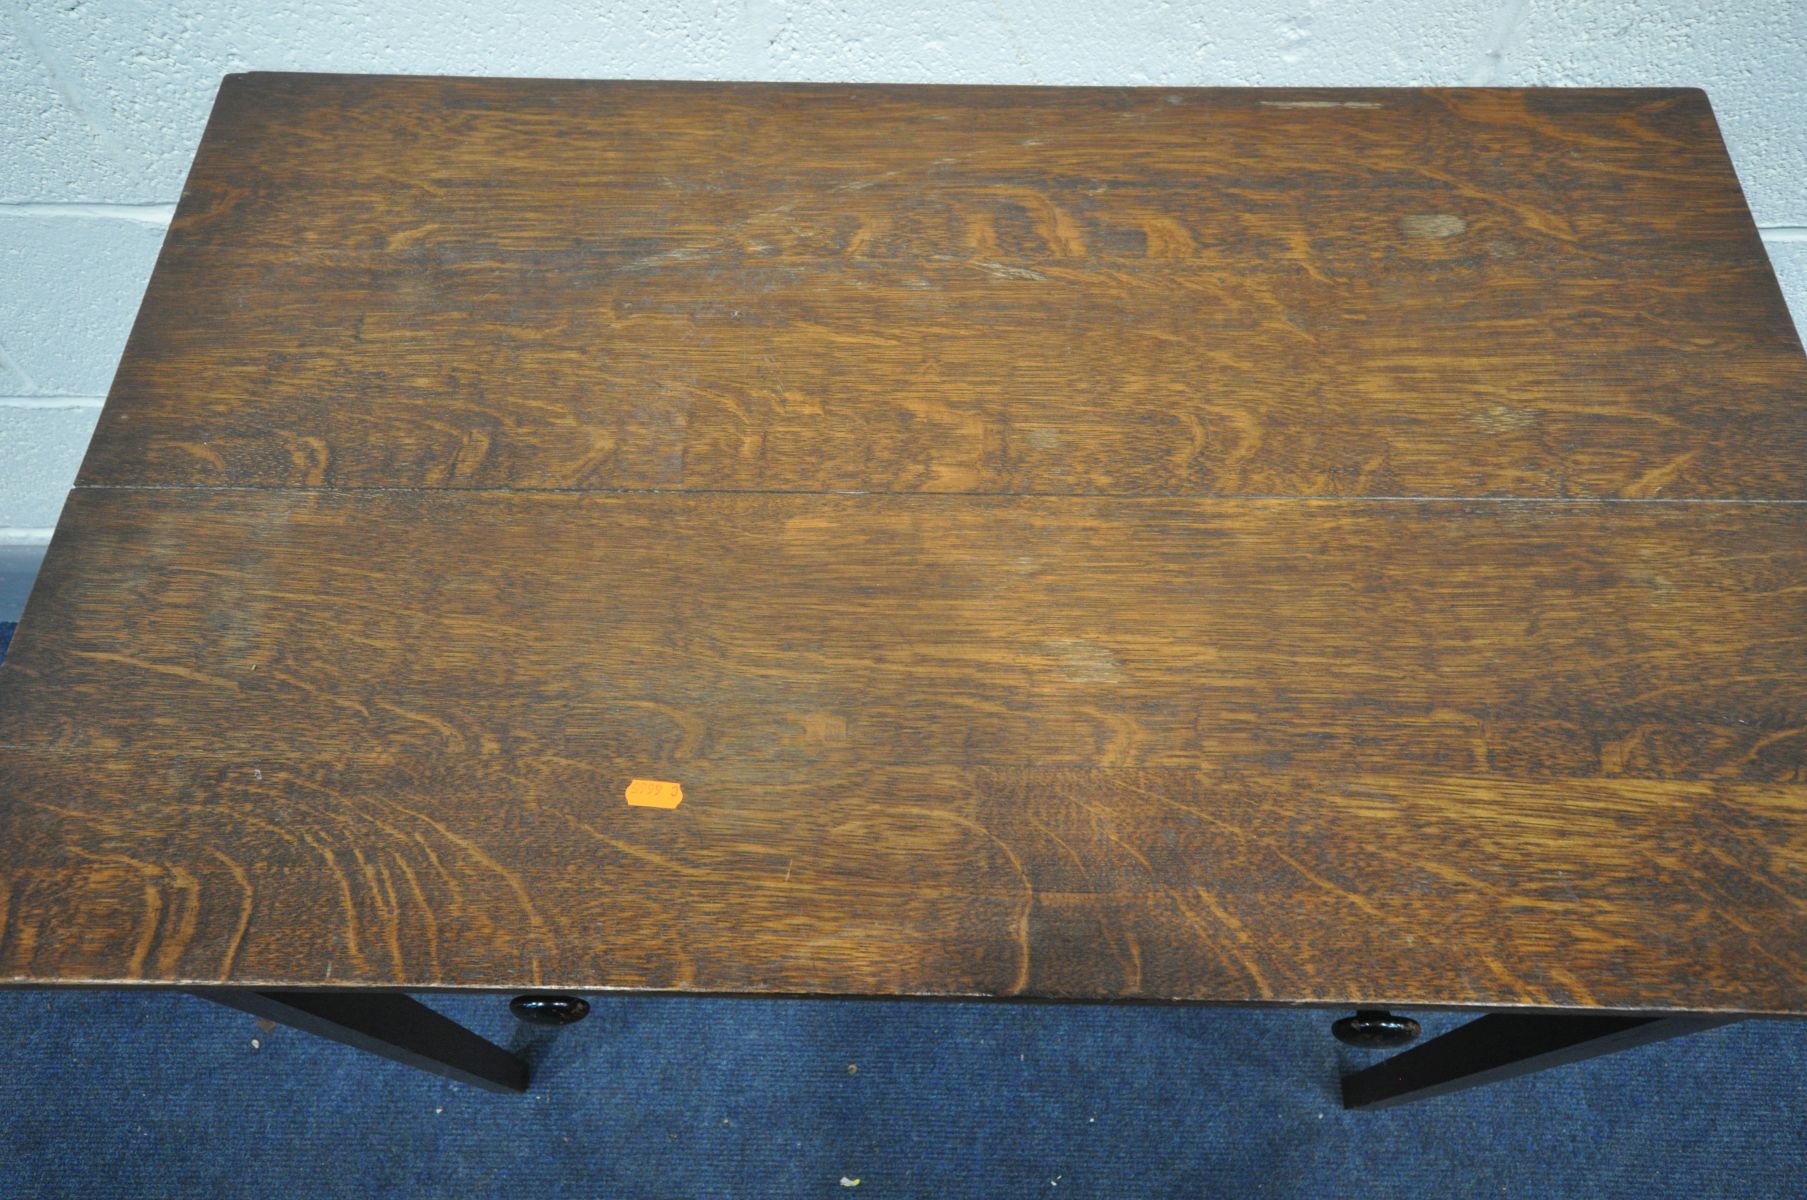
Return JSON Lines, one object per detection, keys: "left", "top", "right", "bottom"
{"left": 3, "top": 75, "right": 1804, "bottom": 1108}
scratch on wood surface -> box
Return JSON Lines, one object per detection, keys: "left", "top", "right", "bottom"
{"left": 1260, "top": 100, "right": 1384, "bottom": 109}
{"left": 832, "top": 170, "right": 901, "bottom": 191}
{"left": 968, "top": 260, "right": 1049, "bottom": 282}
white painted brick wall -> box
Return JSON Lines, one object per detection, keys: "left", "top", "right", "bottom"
{"left": 1, "top": 0, "right": 1803, "bottom": 615}
{"left": 0, "top": 213, "right": 165, "bottom": 395}
{"left": 1770, "top": 239, "right": 1807, "bottom": 318}
{"left": 0, "top": 405, "right": 98, "bottom": 528}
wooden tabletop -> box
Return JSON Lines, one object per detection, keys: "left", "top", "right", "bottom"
{"left": 3, "top": 75, "right": 1804, "bottom": 1015}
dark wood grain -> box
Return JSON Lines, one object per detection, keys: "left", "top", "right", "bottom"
{"left": 5, "top": 76, "right": 1806, "bottom": 1015}
{"left": 2, "top": 489, "right": 1804, "bottom": 1010}
{"left": 79, "top": 76, "right": 1807, "bottom": 497}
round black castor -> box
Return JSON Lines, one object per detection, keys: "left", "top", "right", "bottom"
{"left": 1332, "top": 1009, "right": 1420, "bottom": 1049}
{"left": 509, "top": 994, "right": 591, "bottom": 1026}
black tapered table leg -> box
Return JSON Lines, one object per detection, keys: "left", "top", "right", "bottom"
{"left": 197, "top": 990, "right": 530, "bottom": 1094}
{"left": 1341, "top": 1012, "right": 1738, "bottom": 1110}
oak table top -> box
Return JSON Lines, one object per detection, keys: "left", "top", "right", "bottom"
{"left": 3, "top": 74, "right": 1805, "bottom": 1021}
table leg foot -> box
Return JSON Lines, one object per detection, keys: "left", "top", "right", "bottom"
{"left": 1331, "top": 1010, "right": 1420, "bottom": 1049}
{"left": 196, "top": 989, "right": 530, "bottom": 1094}
{"left": 509, "top": 993, "right": 591, "bottom": 1026}
{"left": 1340, "top": 1011, "right": 1738, "bottom": 1110}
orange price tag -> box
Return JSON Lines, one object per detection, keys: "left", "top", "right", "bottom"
{"left": 625, "top": 779, "right": 684, "bottom": 809}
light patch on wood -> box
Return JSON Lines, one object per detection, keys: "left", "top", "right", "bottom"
{"left": 1046, "top": 638, "right": 1125, "bottom": 684}
{"left": 1471, "top": 404, "right": 1538, "bottom": 433}
{"left": 1400, "top": 214, "right": 1468, "bottom": 239}
{"left": 798, "top": 712, "right": 849, "bottom": 745}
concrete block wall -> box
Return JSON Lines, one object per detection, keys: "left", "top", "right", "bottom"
{"left": 2, "top": 1, "right": 1804, "bottom": 615}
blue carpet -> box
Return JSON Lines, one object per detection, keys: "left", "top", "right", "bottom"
{"left": 1, "top": 619, "right": 1803, "bottom": 1197}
